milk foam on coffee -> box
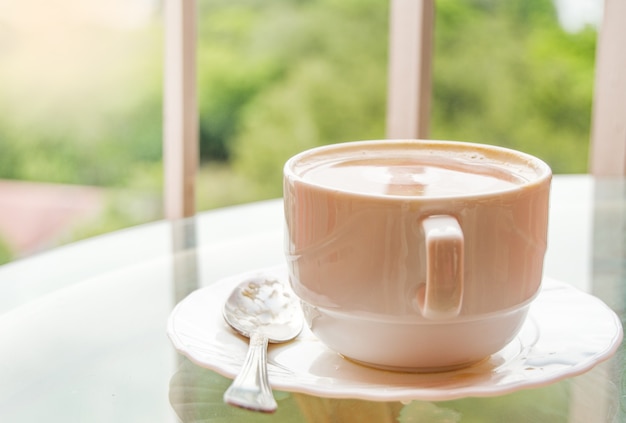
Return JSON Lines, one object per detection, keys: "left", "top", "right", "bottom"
{"left": 301, "top": 157, "right": 526, "bottom": 197}
{"left": 296, "top": 147, "right": 534, "bottom": 197}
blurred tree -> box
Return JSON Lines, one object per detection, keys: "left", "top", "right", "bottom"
{"left": 0, "top": 235, "right": 12, "bottom": 265}
{"left": 228, "top": 0, "right": 389, "bottom": 195}
{"left": 431, "top": 0, "right": 595, "bottom": 173}
{"left": 197, "top": 3, "right": 279, "bottom": 161}
{"left": 0, "top": 126, "right": 22, "bottom": 179}
{"left": 0, "top": 18, "right": 162, "bottom": 187}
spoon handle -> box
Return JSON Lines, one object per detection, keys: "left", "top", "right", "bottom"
{"left": 223, "top": 331, "right": 277, "bottom": 413}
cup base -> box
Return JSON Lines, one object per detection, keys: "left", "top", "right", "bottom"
{"left": 302, "top": 302, "right": 531, "bottom": 372}
{"left": 343, "top": 354, "right": 489, "bottom": 374}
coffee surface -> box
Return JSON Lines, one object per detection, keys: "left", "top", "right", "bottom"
{"left": 300, "top": 157, "right": 525, "bottom": 197}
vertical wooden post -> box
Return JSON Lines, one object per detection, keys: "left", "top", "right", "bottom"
{"left": 386, "top": 0, "right": 434, "bottom": 140}
{"left": 164, "top": 0, "right": 198, "bottom": 218}
{"left": 589, "top": 0, "right": 626, "bottom": 176}
{"left": 165, "top": 4, "right": 200, "bottom": 381}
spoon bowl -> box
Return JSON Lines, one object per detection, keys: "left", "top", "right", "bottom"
{"left": 222, "top": 275, "right": 302, "bottom": 413}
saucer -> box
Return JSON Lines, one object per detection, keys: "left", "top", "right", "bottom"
{"left": 167, "top": 266, "right": 623, "bottom": 402}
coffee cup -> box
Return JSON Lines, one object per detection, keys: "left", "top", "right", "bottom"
{"left": 283, "top": 140, "right": 551, "bottom": 371}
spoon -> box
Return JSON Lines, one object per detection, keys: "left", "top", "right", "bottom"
{"left": 222, "top": 275, "right": 303, "bottom": 413}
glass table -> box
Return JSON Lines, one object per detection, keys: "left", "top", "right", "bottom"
{"left": 0, "top": 175, "right": 623, "bottom": 422}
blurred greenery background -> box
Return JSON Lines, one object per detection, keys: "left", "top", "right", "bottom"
{"left": 0, "top": 0, "right": 598, "bottom": 264}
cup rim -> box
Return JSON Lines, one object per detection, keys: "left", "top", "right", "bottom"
{"left": 283, "top": 139, "right": 552, "bottom": 201}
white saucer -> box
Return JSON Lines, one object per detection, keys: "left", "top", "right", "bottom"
{"left": 167, "top": 266, "right": 623, "bottom": 402}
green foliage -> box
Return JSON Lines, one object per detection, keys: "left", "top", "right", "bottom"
{"left": 0, "top": 235, "right": 14, "bottom": 265}
{"left": 197, "top": 5, "right": 284, "bottom": 160}
{"left": 0, "top": 126, "right": 23, "bottom": 180}
{"left": 0, "top": 21, "right": 163, "bottom": 187}
{"left": 229, "top": 0, "right": 389, "bottom": 194}
{"left": 196, "top": 162, "right": 269, "bottom": 209}
{"left": 431, "top": 0, "right": 595, "bottom": 173}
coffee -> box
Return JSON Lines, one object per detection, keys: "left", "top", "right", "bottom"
{"left": 301, "top": 157, "right": 525, "bottom": 197}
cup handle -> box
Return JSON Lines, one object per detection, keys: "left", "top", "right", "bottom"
{"left": 420, "top": 215, "right": 464, "bottom": 319}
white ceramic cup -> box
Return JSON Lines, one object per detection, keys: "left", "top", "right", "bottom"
{"left": 283, "top": 140, "right": 552, "bottom": 371}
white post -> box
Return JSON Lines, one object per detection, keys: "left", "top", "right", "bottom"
{"left": 386, "top": 0, "right": 434, "bottom": 140}
{"left": 163, "top": 0, "right": 198, "bottom": 218}
{"left": 589, "top": 0, "right": 626, "bottom": 176}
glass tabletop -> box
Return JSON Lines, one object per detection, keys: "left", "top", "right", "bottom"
{"left": 0, "top": 175, "right": 623, "bottom": 422}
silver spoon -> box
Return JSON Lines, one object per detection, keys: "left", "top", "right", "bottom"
{"left": 222, "top": 275, "right": 303, "bottom": 413}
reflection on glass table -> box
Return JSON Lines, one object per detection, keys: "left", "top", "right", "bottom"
{"left": 0, "top": 175, "right": 623, "bottom": 423}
